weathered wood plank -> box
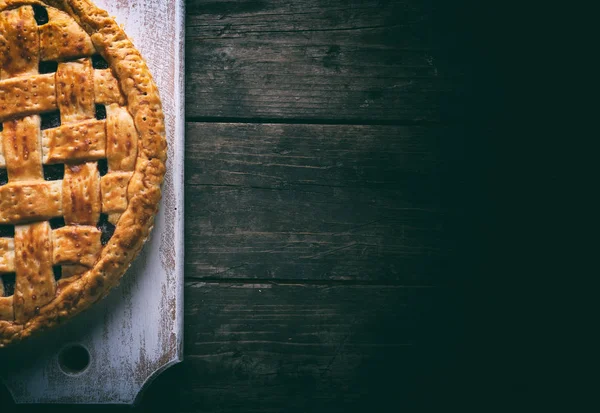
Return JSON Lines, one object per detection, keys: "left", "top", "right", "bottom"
{"left": 1, "top": 219, "right": 451, "bottom": 405}
{"left": 186, "top": 0, "right": 461, "bottom": 121}
{"left": 142, "top": 282, "right": 445, "bottom": 412}
{"left": 0, "top": 281, "right": 456, "bottom": 413}
{"left": 1, "top": 283, "right": 451, "bottom": 411}
{"left": 185, "top": 122, "right": 458, "bottom": 282}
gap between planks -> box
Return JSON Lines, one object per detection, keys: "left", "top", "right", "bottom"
{"left": 186, "top": 116, "right": 452, "bottom": 126}
{"left": 185, "top": 277, "right": 436, "bottom": 287}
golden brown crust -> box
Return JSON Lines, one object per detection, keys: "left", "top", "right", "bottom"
{"left": 42, "top": 119, "right": 107, "bottom": 163}
{"left": 56, "top": 58, "right": 95, "bottom": 124}
{"left": 100, "top": 171, "right": 132, "bottom": 214}
{"left": 1, "top": 116, "right": 44, "bottom": 181}
{"left": 0, "top": 74, "right": 58, "bottom": 121}
{"left": 0, "top": 180, "right": 63, "bottom": 224}
{"left": 40, "top": 7, "right": 95, "bottom": 61}
{"left": 0, "top": 6, "right": 39, "bottom": 79}
{"left": 106, "top": 104, "right": 137, "bottom": 171}
{"left": 93, "top": 69, "right": 124, "bottom": 105}
{"left": 0, "top": 296, "right": 14, "bottom": 321}
{"left": 14, "top": 222, "right": 55, "bottom": 323}
{"left": 0, "top": 132, "right": 5, "bottom": 167}
{"left": 62, "top": 162, "right": 101, "bottom": 225}
{"left": 0, "top": 238, "right": 14, "bottom": 273}
{"left": 52, "top": 225, "right": 101, "bottom": 267}
{"left": 0, "top": 0, "right": 166, "bottom": 346}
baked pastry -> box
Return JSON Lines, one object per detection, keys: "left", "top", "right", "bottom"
{"left": 0, "top": 0, "right": 166, "bottom": 347}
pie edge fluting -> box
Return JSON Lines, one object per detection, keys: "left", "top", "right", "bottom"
{"left": 0, "top": 0, "right": 167, "bottom": 347}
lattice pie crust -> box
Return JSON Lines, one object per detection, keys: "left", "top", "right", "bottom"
{"left": 0, "top": 0, "right": 166, "bottom": 347}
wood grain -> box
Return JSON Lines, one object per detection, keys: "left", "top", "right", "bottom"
{"left": 186, "top": 0, "right": 462, "bottom": 122}
{"left": 142, "top": 282, "right": 450, "bottom": 412}
{"left": 1, "top": 0, "right": 470, "bottom": 410}
{"left": 185, "top": 122, "right": 459, "bottom": 282}
{"left": 1, "top": 283, "right": 453, "bottom": 412}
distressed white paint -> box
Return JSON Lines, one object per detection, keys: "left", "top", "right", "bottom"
{"left": 0, "top": 0, "right": 185, "bottom": 404}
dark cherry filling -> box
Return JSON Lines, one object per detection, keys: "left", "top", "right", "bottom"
{"left": 43, "top": 164, "right": 64, "bottom": 181}
{"left": 32, "top": 5, "right": 49, "bottom": 25}
{"left": 41, "top": 111, "right": 61, "bottom": 130}
{"left": 97, "top": 159, "right": 108, "bottom": 176}
{"left": 49, "top": 217, "right": 66, "bottom": 230}
{"left": 0, "top": 225, "right": 14, "bottom": 238}
{"left": 98, "top": 214, "right": 115, "bottom": 245}
{"left": 92, "top": 54, "right": 109, "bottom": 70}
{"left": 39, "top": 61, "right": 58, "bottom": 74}
{"left": 95, "top": 104, "right": 107, "bottom": 120}
{"left": 53, "top": 266, "right": 63, "bottom": 282}
{"left": 1, "top": 273, "right": 16, "bottom": 297}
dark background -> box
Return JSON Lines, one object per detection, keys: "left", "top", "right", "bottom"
{"left": 1, "top": 0, "right": 547, "bottom": 411}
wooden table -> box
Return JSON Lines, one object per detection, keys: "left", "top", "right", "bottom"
{"left": 3, "top": 0, "right": 477, "bottom": 411}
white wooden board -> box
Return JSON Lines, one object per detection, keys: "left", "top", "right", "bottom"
{"left": 0, "top": 0, "right": 185, "bottom": 404}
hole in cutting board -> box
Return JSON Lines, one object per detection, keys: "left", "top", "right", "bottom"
{"left": 58, "top": 344, "right": 91, "bottom": 375}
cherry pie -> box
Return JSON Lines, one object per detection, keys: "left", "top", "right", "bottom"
{"left": 0, "top": 0, "right": 166, "bottom": 347}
